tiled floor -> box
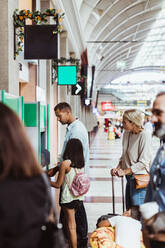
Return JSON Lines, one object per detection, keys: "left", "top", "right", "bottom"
{"left": 85, "top": 127, "right": 160, "bottom": 247}
{"left": 85, "top": 128, "right": 124, "bottom": 246}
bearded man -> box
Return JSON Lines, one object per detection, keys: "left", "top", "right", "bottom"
{"left": 145, "top": 92, "right": 165, "bottom": 211}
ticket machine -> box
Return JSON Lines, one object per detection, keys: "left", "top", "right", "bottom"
{"left": 24, "top": 101, "right": 50, "bottom": 167}
{"left": 0, "top": 90, "right": 24, "bottom": 121}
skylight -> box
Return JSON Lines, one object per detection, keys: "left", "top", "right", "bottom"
{"left": 104, "top": 71, "right": 165, "bottom": 101}
{"left": 132, "top": 5, "right": 165, "bottom": 68}
{"left": 110, "top": 71, "right": 165, "bottom": 85}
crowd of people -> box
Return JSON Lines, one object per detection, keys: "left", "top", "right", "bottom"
{"left": 0, "top": 91, "right": 165, "bottom": 248}
{"left": 104, "top": 118, "right": 123, "bottom": 139}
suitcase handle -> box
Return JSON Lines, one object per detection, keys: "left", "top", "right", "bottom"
{"left": 112, "top": 175, "right": 125, "bottom": 214}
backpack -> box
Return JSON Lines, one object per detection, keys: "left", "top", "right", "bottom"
{"left": 65, "top": 168, "right": 90, "bottom": 197}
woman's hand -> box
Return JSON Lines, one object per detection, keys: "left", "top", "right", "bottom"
{"left": 117, "top": 169, "right": 125, "bottom": 177}
{"left": 111, "top": 163, "right": 121, "bottom": 176}
{"left": 117, "top": 168, "right": 132, "bottom": 177}
{"left": 111, "top": 168, "right": 118, "bottom": 176}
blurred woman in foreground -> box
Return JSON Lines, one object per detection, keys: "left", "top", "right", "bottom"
{"left": 0, "top": 103, "right": 50, "bottom": 248}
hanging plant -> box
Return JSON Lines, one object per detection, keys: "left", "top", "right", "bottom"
{"left": 13, "top": 8, "right": 65, "bottom": 58}
{"left": 52, "top": 57, "right": 80, "bottom": 66}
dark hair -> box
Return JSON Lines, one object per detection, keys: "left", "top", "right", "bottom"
{"left": 156, "top": 91, "right": 165, "bottom": 97}
{"left": 96, "top": 214, "right": 118, "bottom": 228}
{"left": 131, "top": 206, "right": 141, "bottom": 221}
{"left": 63, "top": 139, "right": 84, "bottom": 169}
{"left": 54, "top": 102, "right": 72, "bottom": 112}
{"left": 0, "top": 103, "right": 42, "bottom": 180}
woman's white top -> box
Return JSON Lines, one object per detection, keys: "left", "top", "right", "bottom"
{"left": 119, "top": 130, "right": 152, "bottom": 174}
{"left": 61, "top": 167, "right": 85, "bottom": 204}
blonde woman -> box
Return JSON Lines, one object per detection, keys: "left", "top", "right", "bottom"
{"left": 111, "top": 109, "right": 152, "bottom": 210}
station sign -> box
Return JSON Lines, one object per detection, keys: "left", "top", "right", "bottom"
{"left": 101, "top": 102, "right": 115, "bottom": 111}
{"left": 72, "top": 81, "right": 83, "bottom": 95}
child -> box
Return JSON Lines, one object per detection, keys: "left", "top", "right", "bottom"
{"left": 50, "top": 138, "right": 87, "bottom": 248}
{"left": 97, "top": 207, "right": 142, "bottom": 248}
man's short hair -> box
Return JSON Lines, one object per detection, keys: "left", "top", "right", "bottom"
{"left": 54, "top": 102, "right": 72, "bottom": 112}
{"left": 131, "top": 206, "right": 141, "bottom": 221}
{"left": 156, "top": 91, "right": 165, "bottom": 98}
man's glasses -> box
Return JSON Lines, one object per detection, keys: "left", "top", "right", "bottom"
{"left": 152, "top": 109, "right": 165, "bottom": 117}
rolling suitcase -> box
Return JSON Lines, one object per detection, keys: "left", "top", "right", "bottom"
{"left": 96, "top": 175, "right": 125, "bottom": 227}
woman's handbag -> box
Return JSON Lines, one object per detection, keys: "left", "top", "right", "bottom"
{"left": 134, "top": 174, "right": 150, "bottom": 189}
{"left": 40, "top": 173, "right": 68, "bottom": 248}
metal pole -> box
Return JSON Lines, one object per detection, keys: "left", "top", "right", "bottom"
{"left": 121, "top": 176, "right": 125, "bottom": 212}
{"left": 112, "top": 175, "right": 115, "bottom": 214}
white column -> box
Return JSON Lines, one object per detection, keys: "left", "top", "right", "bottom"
{"left": 0, "top": 0, "right": 19, "bottom": 95}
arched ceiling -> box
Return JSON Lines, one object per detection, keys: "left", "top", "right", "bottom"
{"left": 52, "top": 0, "right": 165, "bottom": 105}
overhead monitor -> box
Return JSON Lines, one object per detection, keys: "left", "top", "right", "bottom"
{"left": 58, "top": 65, "right": 77, "bottom": 85}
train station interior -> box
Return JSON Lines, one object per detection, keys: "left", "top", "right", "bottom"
{"left": 1, "top": 0, "right": 165, "bottom": 247}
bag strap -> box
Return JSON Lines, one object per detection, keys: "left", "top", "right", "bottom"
{"left": 41, "top": 172, "right": 59, "bottom": 224}
{"left": 64, "top": 168, "right": 79, "bottom": 188}
{"left": 74, "top": 167, "right": 85, "bottom": 174}
{"left": 125, "top": 132, "right": 131, "bottom": 166}
{"left": 65, "top": 174, "right": 71, "bottom": 189}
